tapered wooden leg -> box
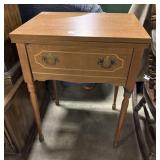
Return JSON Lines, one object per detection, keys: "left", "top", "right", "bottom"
{"left": 113, "top": 88, "right": 131, "bottom": 147}
{"left": 112, "top": 86, "right": 119, "bottom": 110}
{"left": 112, "top": 48, "right": 144, "bottom": 147}
{"left": 27, "top": 83, "right": 44, "bottom": 142}
{"left": 52, "top": 81, "right": 59, "bottom": 106}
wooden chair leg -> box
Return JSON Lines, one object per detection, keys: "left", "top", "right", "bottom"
{"left": 113, "top": 88, "right": 131, "bottom": 147}
{"left": 52, "top": 81, "right": 59, "bottom": 106}
{"left": 112, "top": 86, "right": 119, "bottom": 110}
{"left": 27, "top": 83, "right": 44, "bottom": 142}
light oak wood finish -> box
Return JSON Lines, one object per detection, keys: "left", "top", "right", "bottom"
{"left": 114, "top": 47, "right": 145, "bottom": 147}
{"left": 10, "top": 12, "right": 151, "bottom": 146}
{"left": 27, "top": 44, "right": 133, "bottom": 85}
{"left": 16, "top": 44, "right": 44, "bottom": 142}
{"left": 10, "top": 12, "right": 150, "bottom": 44}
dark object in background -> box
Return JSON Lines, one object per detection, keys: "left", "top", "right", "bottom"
{"left": 19, "top": 4, "right": 103, "bottom": 23}
{"left": 136, "top": 82, "right": 144, "bottom": 94}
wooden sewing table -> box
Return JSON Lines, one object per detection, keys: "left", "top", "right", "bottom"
{"left": 10, "top": 12, "right": 150, "bottom": 147}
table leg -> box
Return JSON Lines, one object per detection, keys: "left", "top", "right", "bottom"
{"left": 27, "top": 83, "right": 44, "bottom": 142}
{"left": 113, "top": 48, "right": 145, "bottom": 147}
{"left": 112, "top": 86, "right": 119, "bottom": 110}
{"left": 113, "top": 88, "right": 131, "bottom": 147}
{"left": 52, "top": 81, "right": 59, "bottom": 106}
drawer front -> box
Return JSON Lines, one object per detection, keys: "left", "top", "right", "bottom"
{"left": 27, "top": 44, "right": 133, "bottom": 84}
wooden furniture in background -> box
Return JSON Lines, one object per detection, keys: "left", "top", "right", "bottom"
{"left": 4, "top": 4, "right": 22, "bottom": 86}
{"left": 4, "top": 76, "right": 50, "bottom": 160}
{"left": 10, "top": 12, "right": 150, "bottom": 147}
{"left": 133, "top": 81, "right": 156, "bottom": 160}
{"left": 4, "top": 5, "right": 50, "bottom": 160}
{"left": 133, "top": 5, "right": 156, "bottom": 159}
{"left": 151, "top": 4, "right": 156, "bottom": 30}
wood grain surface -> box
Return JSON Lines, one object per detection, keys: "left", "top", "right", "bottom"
{"left": 4, "top": 4, "right": 22, "bottom": 41}
{"left": 10, "top": 12, "right": 151, "bottom": 44}
{"left": 27, "top": 44, "right": 133, "bottom": 85}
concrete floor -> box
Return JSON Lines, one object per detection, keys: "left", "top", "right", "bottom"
{"left": 28, "top": 83, "right": 142, "bottom": 160}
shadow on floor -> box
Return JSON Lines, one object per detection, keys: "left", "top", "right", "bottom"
{"left": 59, "top": 83, "right": 114, "bottom": 102}
{"left": 36, "top": 108, "right": 139, "bottom": 160}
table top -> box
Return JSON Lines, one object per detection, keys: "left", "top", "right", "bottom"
{"left": 10, "top": 12, "right": 151, "bottom": 44}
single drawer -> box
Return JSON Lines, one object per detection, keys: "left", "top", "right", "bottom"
{"left": 26, "top": 44, "right": 133, "bottom": 84}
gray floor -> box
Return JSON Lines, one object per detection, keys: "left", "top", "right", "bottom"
{"left": 28, "top": 83, "right": 142, "bottom": 160}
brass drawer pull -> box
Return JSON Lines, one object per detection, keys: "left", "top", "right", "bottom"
{"left": 42, "top": 53, "right": 59, "bottom": 65}
{"left": 97, "top": 56, "right": 115, "bottom": 68}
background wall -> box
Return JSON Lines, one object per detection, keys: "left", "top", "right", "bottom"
{"left": 100, "top": 4, "right": 131, "bottom": 13}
